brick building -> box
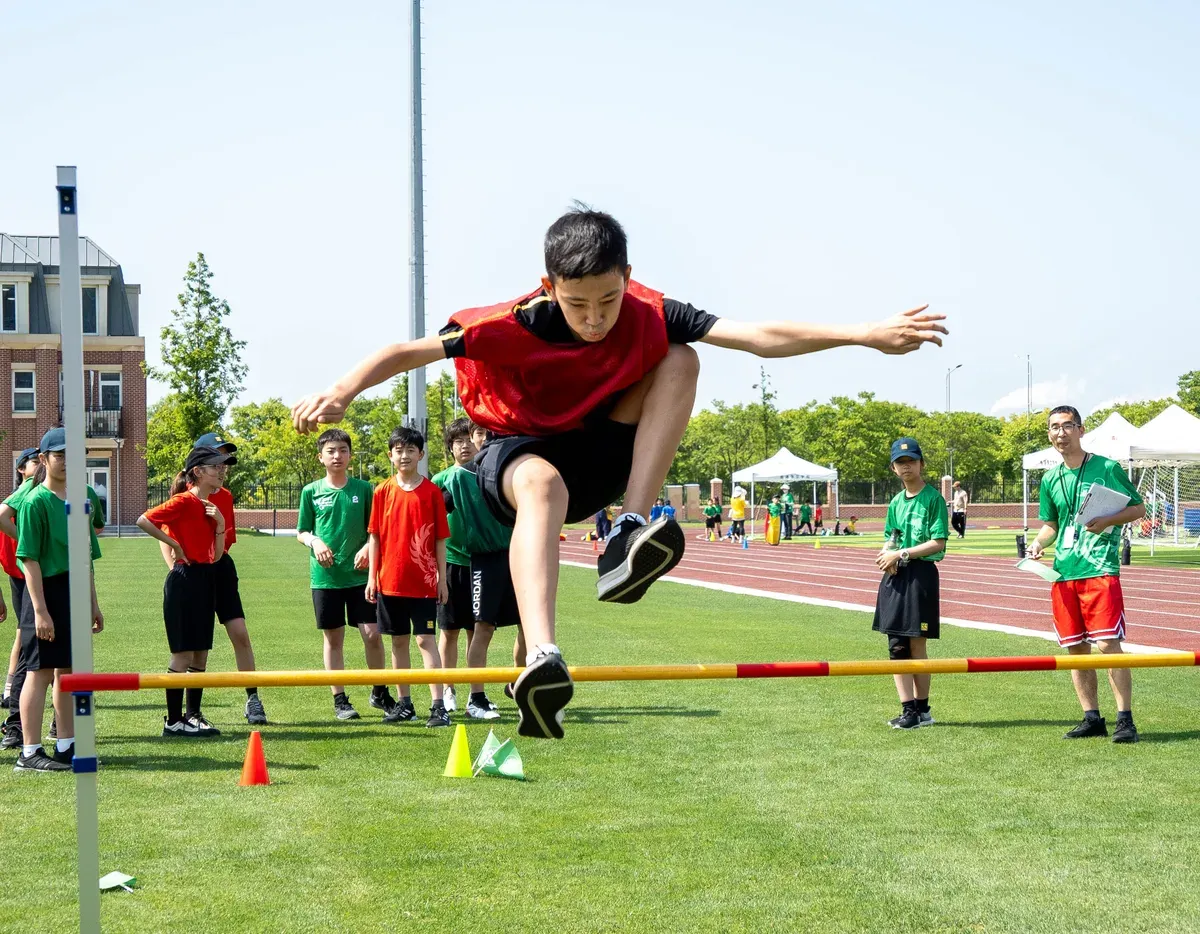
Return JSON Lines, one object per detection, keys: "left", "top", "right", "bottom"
{"left": 0, "top": 234, "right": 147, "bottom": 531}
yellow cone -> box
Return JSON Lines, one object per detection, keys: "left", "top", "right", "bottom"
{"left": 814, "top": 540, "right": 821, "bottom": 549}
{"left": 443, "top": 724, "right": 473, "bottom": 779}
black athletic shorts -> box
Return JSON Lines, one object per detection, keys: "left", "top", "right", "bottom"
{"left": 872, "top": 560, "right": 940, "bottom": 640}
{"left": 473, "top": 418, "right": 637, "bottom": 526}
{"left": 9, "top": 576, "right": 26, "bottom": 624}
{"left": 376, "top": 595, "right": 437, "bottom": 636}
{"left": 164, "top": 562, "right": 217, "bottom": 653}
{"left": 704, "top": 517, "right": 716, "bottom": 529}
{"left": 213, "top": 553, "right": 245, "bottom": 624}
{"left": 313, "top": 586, "right": 374, "bottom": 630}
{"left": 471, "top": 550, "right": 520, "bottom": 628}
{"left": 436, "top": 563, "right": 474, "bottom": 631}
{"left": 19, "top": 572, "right": 72, "bottom": 670}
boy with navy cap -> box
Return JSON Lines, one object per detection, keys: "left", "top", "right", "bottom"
{"left": 872, "top": 437, "right": 948, "bottom": 731}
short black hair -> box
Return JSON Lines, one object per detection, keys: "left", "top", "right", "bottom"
{"left": 544, "top": 204, "right": 628, "bottom": 282}
{"left": 317, "top": 428, "right": 352, "bottom": 452}
{"left": 1049, "top": 405, "right": 1083, "bottom": 427}
{"left": 444, "top": 417, "right": 471, "bottom": 454}
{"left": 388, "top": 425, "right": 425, "bottom": 453}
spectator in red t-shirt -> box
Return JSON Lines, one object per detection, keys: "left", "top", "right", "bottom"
{"left": 367, "top": 427, "right": 451, "bottom": 728}
{"left": 814, "top": 503, "right": 824, "bottom": 532}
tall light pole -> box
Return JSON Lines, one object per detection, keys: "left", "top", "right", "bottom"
{"left": 407, "top": 0, "right": 428, "bottom": 473}
{"left": 946, "top": 364, "right": 962, "bottom": 481}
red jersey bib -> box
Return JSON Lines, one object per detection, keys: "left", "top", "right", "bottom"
{"left": 447, "top": 280, "right": 669, "bottom": 436}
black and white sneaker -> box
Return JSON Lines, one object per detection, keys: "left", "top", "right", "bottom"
{"left": 369, "top": 688, "right": 397, "bottom": 715}
{"left": 1064, "top": 717, "right": 1108, "bottom": 739}
{"left": 514, "top": 649, "right": 574, "bottom": 739}
{"left": 244, "top": 694, "right": 268, "bottom": 726}
{"left": 334, "top": 693, "right": 360, "bottom": 721}
{"left": 596, "top": 516, "right": 685, "bottom": 604}
{"left": 892, "top": 709, "right": 921, "bottom": 730}
{"left": 382, "top": 698, "right": 417, "bottom": 723}
{"left": 426, "top": 704, "right": 451, "bottom": 728}
{"left": 0, "top": 724, "right": 21, "bottom": 750}
{"left": 187, "top": 712, "right": 221, "bottom": 737}
{"left": 443, "top": 687, "right": 457, "bottom": 713}
{"left": 162, "top": 717, "right": 201, "bottom": 738}
{"left": 886, "top": 710, "right": 906, "bottom": 728}
{"left": 466, "top": 695, "right": 501, "bottom": 721}
{"left": 918, "top": 711, "right": 935, "bottom": 727}
{"left": 14, "top": 748, "right": 70, "bottom": 772}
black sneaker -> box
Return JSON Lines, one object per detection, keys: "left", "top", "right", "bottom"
{"left": 892, "top": 709, "right": 921, "bottom": 730}
{"left": 918, "top": 711, "right": 935, "bottom": 727}
{"left": 426, "top": 704, "right": 451, "bottom": 728}
{"left": 1064, "top": 717, "right": 1108, "bottom": 739}
{"left": 0, "top": 724, "right": 21, "bottom": 750}
{"left": 1112, "top": 719, "right": 1139, "bottom": 744}
{"left": 369, "top": 688, "right": 397, "bottom": 715}
{"left": 187, "top": 712, "right": 221, "bottom": 737}
{"left": 162, "top": 717, "right": 201, "bottom": 738}
{"left": 244, "top": 693, "right": 267, "bottom": 726}
{"left": 14, "top": 748, "right": 70, "bottom": 772}
{"left": 503, "top": 683, "right": 515, "bottom": 700}
{"left": 334, "top": 694, "right": 360, "bottom": 721}
{"left": 382, "top": 698, "right": 417, "bottom": 723}
{"left": 514, "top": 650, "right": 574, "bottom": 739}
{"left": 886, "top": 709, "right": 906, "bottom": 727}
{"left": 596, "top": 516, "right": 685, "bottom": 604}
{"left": 50, "top": 744, "right": 74, "bottom": 766}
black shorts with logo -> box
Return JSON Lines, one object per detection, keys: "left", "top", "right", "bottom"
{"left": 313, "top": 586, "right": 374, "bottom": 630}
{"left": 377, "top": 595, "right": 437, "bottom": 637}
{"left": 164, "top": 562, "right": 217, "bottom": 653}
{"left": 872, "top": 560, "right": 940, "bottom": 640}
{"left": 19, "top": 572, "right": 73, "bottom": 670}
{"left": 436, "top": 564, "right": 474, "bottom": 632}
{"left": 473, "top": 419, "right": 637, "bottom": 526}
{"left": 214, "top": 553, "right": 245, "bottom": 624}
{"left": 471, "top": 550, "right": 521, "bottom": 628}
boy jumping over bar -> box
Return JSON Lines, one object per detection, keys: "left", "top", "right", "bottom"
{"left": 292, "top": 206, "right": 946, "bottom": 738}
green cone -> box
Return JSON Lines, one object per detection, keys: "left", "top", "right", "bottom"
{"left": 472, "top": 730, "right": 503, "bottom": 776}
{"left": 472, "top": 729, "right": 525, "bottom": 780}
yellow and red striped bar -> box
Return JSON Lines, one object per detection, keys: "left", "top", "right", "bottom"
{"left": 59, "top": 651, "right": 1200, "bottom": 693}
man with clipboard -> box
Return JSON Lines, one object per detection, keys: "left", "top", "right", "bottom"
{"left": 1027, "top": 406, "right": 1146, "bottom": 743}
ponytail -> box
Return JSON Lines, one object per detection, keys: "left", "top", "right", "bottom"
{"left": 169, "top": 470, "right": 190, "bottom": 497}
{"left": 33, "top": 462, "right": 47, "bottom": 486}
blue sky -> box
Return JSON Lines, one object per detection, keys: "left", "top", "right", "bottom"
{"left": 3, "top": 0, "right": 1197, "bottom": 420}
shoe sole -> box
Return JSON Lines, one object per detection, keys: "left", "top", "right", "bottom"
{"left": 336, "top": 711, "right": 361, "bottom": 721}
{"left": 1112, "top": 733, "right": 1138, "bottom": 744}
{"left": 597, "top": 518, "right": 685, "bottom": 604}
{"left": 467, "top": 710, "right": 501, "bottom": 721}
{"left": 514, "top": 658, "right": 574, "bottom": 739}
{"left": 13, "top": 763, "right": 70, "bottom": 773}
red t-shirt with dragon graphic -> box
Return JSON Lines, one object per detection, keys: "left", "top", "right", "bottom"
{"left": 367, "top": 476, "right": 449, "bottom": 598}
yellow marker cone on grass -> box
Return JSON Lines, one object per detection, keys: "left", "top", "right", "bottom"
{"left": 443, "top": 724, "right": 473, "bottom": 778}
{"left": 814, "top": 539, "right": 821, "bottom": 549}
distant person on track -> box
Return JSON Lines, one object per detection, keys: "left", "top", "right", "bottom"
{"left": 844, "top": 516, "right": 858, "bottom": 535}
{"left": 814, "top": 502, "right": 824, "bottom": 533}
{"left": 730, "top": 488, "right": 747, "bottom": 544}
{"left": 872, "top": 438, "right": 948, "bottom": 731}
{"left": 662, "top": 500, "right": 676, "bottom": 522}
{"left": 649, "top": 498, "right": 665, "bottom": 523}
{"left": 704, "top": 498, "right": 722, "bottom": 541}
{"left": 951, "top": 481, "right": 969, "bottom": 538}
{"left": 766, "top": 494, "right": 783, "bottom": 545}
{"left": 595, "top": 505, "right": 614, "bottom": 542}
{"left": 781, "top": 485, "right": 794, "bottom": 539}
{"left": 798, "top": 500, "right": 813, "bottom": 536}
{"left": 1027, "top": 405, "right": 1146, "bottom": 744}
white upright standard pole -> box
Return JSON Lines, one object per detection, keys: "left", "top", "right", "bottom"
{"left": 1174, "top": 466, "right": 1180, "bottom": 546}
{"left": 57, "top": 166, "right": 102, "bottom": 934}
{"left": 1022, "top": 469, "right": 1029, "bottom": 532}
{"left": 407, "top": 0, "right": 428, "bottom": 474}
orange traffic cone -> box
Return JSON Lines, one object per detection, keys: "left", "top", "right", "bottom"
{"left": 592, "top": 536, "right": 599, "bottom": 553}
{"left": 239, "top": 730, "right": 270, "bottom": 786}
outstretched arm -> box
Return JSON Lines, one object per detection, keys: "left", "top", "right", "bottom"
{"left": 291, "top": 335, "right": 446, "bottom": 432}
{"left": 700, "top": 305, "right": 945, "bottom": 358}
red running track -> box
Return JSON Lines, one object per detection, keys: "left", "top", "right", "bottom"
{"left": 560, "top": 538, "right": 1200, "bottom": 652}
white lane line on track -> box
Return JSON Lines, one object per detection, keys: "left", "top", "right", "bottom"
{"left": 559, "top": 560, "right": 1185, "bottom": 653}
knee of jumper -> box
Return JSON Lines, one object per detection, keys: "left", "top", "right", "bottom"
{"left": 888, "top": 635, "right": 912, "bottom": 661}
{"left": 661, "top": 343, "right": 701, "bottom": 381}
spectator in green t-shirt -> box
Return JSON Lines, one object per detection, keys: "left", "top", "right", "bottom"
{"left": 297, "top": 428, "right": 392, "bottom": 722}
{"left": 703, "top": 499, "right": 722, "bottom": 542}
{"left": 798, "top": 500, "right": 813, "bottom": 536}
{"left": 780, "top": 486, "right": 795, "bottom": 539}
{"left": 1027, "top": 405, "right": 1146, "bottom": 744}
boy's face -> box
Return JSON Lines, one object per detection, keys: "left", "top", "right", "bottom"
{"left": 20, "top": 460, "right": 38, "bottom": 479}
{"left": 44, "top": 451, "right": 66, "bottom": 481}
{"left": 542, "top": 267, "right": 631, "bottom": 343}
{"left": 389, "top": 442, "right": 422, "bottom": 472}
{"left": 319, "top": 441, "right": 351, "bottom": 471}
{"left": 449, "top": 434, "right": 475, "bottom": 466}
{"left": 470, "top": 427, "right": 487, "bottom": 451}
{"left": 891, "top": 456, "right": 921, "bottom": 481}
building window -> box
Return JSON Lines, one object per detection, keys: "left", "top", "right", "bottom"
{"left": 12, "top": 370, "right": 35, "bottom": 413}
{"left": 100, "top": 371, "right": 122, "bottom": 410}
{"left": 82, "top": 287, "right": 98, "bottom": 335}
{"left": 1, "top": 285, "right": 15, "bottom": 333}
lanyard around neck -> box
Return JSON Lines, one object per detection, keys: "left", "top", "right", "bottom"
{"left": 1058, "top": 453, "right": 1090, "bottom": 521}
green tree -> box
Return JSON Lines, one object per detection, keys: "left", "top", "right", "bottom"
{"left": 144, "top": 394, "right": 193, "bottom": 487}
{"left": 997, "top": 409, "right": 1050, "bottom": 482}
{"left": 1086, "top": 397, "right": 1173, "bottom": 429}
{"left": 1176, "top": 371, "right": 1200, "bottom": 417}
{"left": 915, "top": 411, "right": 1003, "bottom": 484}
{"left": 424, "top": 369, "right": 461, "bottom": 477}
{"left": 343, "top": 376, "right": 409, "bottom": 481}
{"left": 145, "top": 253, "right": 248, "bottom": 442}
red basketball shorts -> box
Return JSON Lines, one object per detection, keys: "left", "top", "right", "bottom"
{"left": 1050, "top": 576, "right": 1126, "bottom": 648}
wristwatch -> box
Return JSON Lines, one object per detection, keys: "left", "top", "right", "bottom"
{"left": 899, "top": 550, "right": 911, "bottom": 566}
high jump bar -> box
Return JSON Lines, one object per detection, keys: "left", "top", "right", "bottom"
{"left": 60, "top": 652, "right": 1200, "bottom": 693}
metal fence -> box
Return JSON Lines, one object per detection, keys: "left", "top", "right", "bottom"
{"left": 148, "top": 481, "right": 313, "bottom": 511}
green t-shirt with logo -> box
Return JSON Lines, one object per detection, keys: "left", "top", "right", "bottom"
{"left": 767, "top": 502, "right": 782, "bottom": 518}
{"left": 431, "top": 464, "right": 512, "bottom": 566}
{"left": 783, "top": 493, "right": 795, "bottom": 508}
{"left": 799, "top": 503, "right": 812, "bottom": 522}
{"left": 297, "top": 476, "right": 374, "bottom": 589}
{"left": 703, "top": 504, "right": 721, "bottom": 519}
{"left": 1038, "top": 454, "right": 1142, "bottom": 582}
{"left": 16, "top": 483, "right": 102, "bottom": 578}
{"left": 883, "top": 483, "right": 949, "bottom": 562}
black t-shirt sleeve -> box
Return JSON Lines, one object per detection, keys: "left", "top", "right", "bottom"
{"left": 663, "top": 299, "right": 718, "bottom": 344}
{"left": 439, "top": 321, "right": 465, "bottom": 358}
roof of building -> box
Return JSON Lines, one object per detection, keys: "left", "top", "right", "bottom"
{"left": 0, "top": 234, "right": 119, "bottom": 269}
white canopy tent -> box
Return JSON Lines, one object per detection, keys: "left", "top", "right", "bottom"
{"left": 1126, "top": 405, "right": 1200, "bottom": 550}
{"left": 1020, "top": 412, "right": 1143, "bottom": 529}
{"left": 732, "top": 448, "right": 838, "bottom": 535}
{"left": 1128, "top": 404, "right": 1200, "bottom": 465}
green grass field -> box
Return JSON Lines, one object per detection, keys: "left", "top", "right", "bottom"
{"left": 4, "top": 536, "right": 1199, "bottom": 933}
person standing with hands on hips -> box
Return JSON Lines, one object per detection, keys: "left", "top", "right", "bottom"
{"left": 1027, "top": 406, "right": 1145, "bottom": 744}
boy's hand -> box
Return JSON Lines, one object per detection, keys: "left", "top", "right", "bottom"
{"left": 365, "top": 579, "right": 378, "bottom": 604}
{"left": 92, "top": 605, "right": 104, "bottom": 634}
{"left": 876, "top": 549, "right": 902, "bottom": 574}
{"left": 353, "top": 544, "right": 370, "bottom": 571}
{"left": 291, "top": 389, "right": 348, "bottom": 433}
{"left": 864, "top": 306, "right": 947, "bottom": 355}
{"left": 35, "top": 609, "right": 54, "bottom": 641}
{"left": 437, "top": 578, "right": 449, "bottom": 606}
{"left": 311, "top": 537, "right": 335, "bottom": 568}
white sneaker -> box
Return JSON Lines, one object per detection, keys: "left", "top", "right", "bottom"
{"left": 443, "top": 687, "right": 457, "bottom": 712}
{"left": 466, "top": 697, "right": 501, "bottom": 721}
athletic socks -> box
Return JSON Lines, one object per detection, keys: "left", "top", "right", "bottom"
{"left": 186, "top": 667, "right": 205, "bottom": 716}
{"left": 56, "top": 737, "right": 74, "bottom": 754}
{"left": 23, "top": 744, "right": 40, "bottom": 757}
{"left": 166, "top": 668, "right": 185, "bottom": 724}
{"left": 1117, "top": 709, "right": 1134, "bottom": 723}
{"left": 469, "top": 691, "right": 489, "bottom": 706}
{"left": 246, "top": 687, "right": 259, "bottom": 699}
{"left": 915, "top": 698, "right": 930, "bottom": 714}
{"left": 1084, "top": 709, "right": 1102, "bottom": 721}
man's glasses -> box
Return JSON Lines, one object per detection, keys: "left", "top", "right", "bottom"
{"left": 1048, "top": 423, "right": 1081, "bottom": 434}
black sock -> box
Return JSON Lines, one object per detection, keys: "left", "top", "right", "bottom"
{"left": 470, "top": 691, "right": 489, "bottom": 704}
{"left": 246, "top": 688, "right": 258, "bottom": 698}
{"left": 902, "top": 699, "right": 917, "bottom": 712}
{"left": 915, "top": 698, "right": 930, "bottom": 714}
{"left": 333, "top": 691, "right": 348, "bottom": 703}
{"left": 186, "top": 667, "right": 205, "bottom": 716}
{"left": 166, "top": 669, "right": 184, "bottom": 723}
{"left": 1084, "top": 709, "right": 1102, "bottom": 721}
{"left": 371, "top": 685, "right": 389, "bottom": 698}
{"left": 1117, "top": 709, "right": 1133, "bottom": 723}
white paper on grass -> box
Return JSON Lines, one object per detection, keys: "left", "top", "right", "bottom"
{"left": 1075, "top": 483, "right": 1131, "bottom": 528}
{"left": 1015, "top": 558, "right": 1062, "bottom": 583}
{"left": 99, "top": 871, "right": 136, "bottom": 892}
